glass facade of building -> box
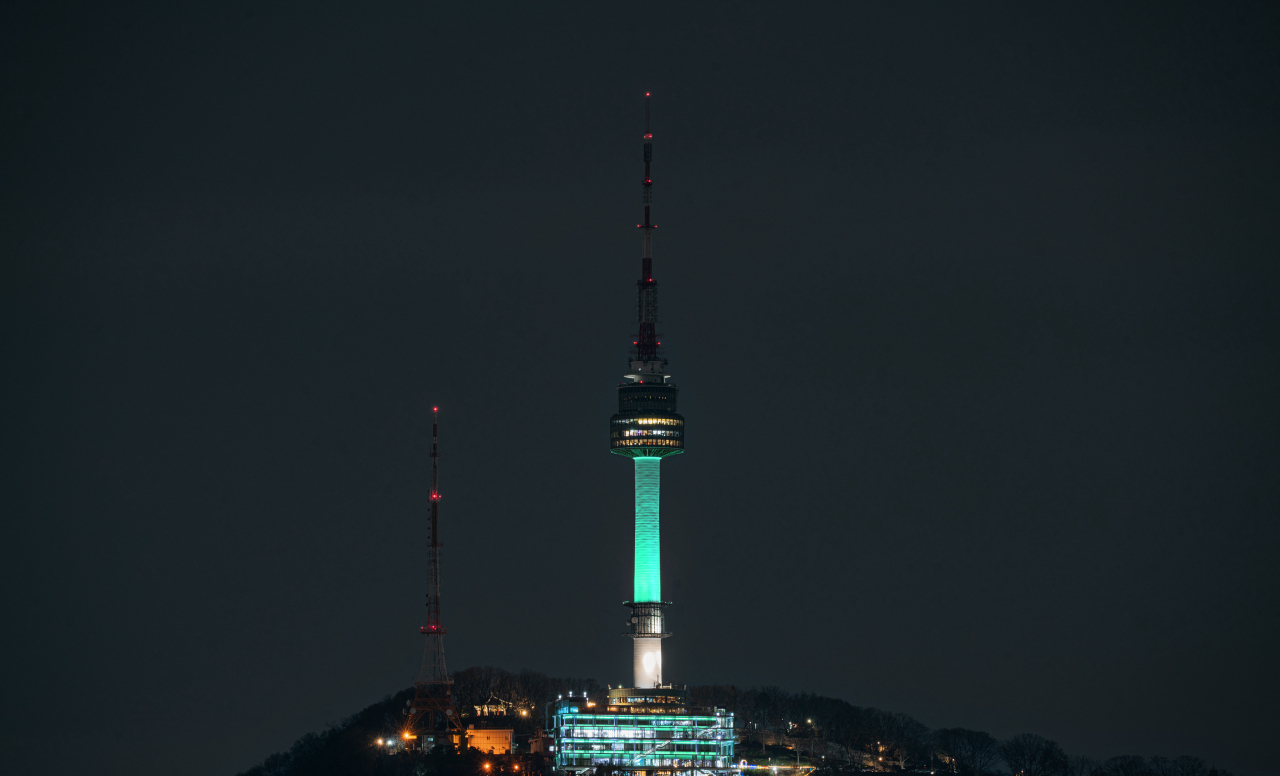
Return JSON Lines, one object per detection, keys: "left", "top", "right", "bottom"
{"left": 549, "top": 697, "right": 734, "bottom": 774}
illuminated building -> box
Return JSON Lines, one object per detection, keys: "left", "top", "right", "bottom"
{"left": 467, "top": 726, "right": 514, "bottom": 755}
{"left": 551, "top": 93, "right": 734, "bottom": 776}
{"left": 550, "top": 691, "right": 734, "bottom": 773}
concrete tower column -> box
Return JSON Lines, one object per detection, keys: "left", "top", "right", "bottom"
{"left": 632, "top": 456, "right": 663, "bottom": 687}
{"left": 610, "top": 92, "right": 682, "bottom": 693}
{"left": 633, "top": 637, "right": 663, "bottom": 688}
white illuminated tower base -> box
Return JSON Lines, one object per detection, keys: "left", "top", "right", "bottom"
{"left": 634, "top": 637, "right": 663, "bottom": 688}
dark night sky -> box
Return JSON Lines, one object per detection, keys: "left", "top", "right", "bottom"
{"left": 2, "top": 3, "right": 1278, "bottom": 775}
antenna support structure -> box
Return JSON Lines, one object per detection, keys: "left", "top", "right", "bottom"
{"left": 404, "top": 407, "right": 463, "bottom": 744}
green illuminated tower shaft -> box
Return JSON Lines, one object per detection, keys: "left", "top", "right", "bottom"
{"left": 609, "top": 93, "right": 684, "bottom": 689}
{"left": 633, "top": 457, "right": 662, "bottom": 603}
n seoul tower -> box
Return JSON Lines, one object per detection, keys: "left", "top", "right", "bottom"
{"left": 609, "top": 93, "right": 685, "bottom": 689}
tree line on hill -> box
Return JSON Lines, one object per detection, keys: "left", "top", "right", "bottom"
{"left": 236, "top": 667, "right": 1233, "bottom": 776}
{"left": 688, "top": 684, "right": 1231, "bottom": 776}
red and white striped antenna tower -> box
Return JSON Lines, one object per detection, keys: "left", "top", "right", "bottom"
{"left": 404, "top": 406, "right": 461, "bottom": 744}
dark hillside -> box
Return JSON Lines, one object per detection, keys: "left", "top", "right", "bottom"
{"left": 238, "top": 668, "right": 1235, "bottom": 776}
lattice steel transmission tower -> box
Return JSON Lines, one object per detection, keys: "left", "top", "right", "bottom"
{"left": 404, "top": 407, "right": 462, "bottom": 744}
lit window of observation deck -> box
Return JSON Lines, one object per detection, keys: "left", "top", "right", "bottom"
{"left": 614, "top": 438, "right": 682, "bottom": 447}
{"left": 612, "top": 417, "right": 683, "bottom": 427}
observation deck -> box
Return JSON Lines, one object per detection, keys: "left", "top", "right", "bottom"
{"left": 610, "top": 380, "right": 684, "bottom": 458}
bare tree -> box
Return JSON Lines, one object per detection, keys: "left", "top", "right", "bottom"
{"left": 935, "top": 728, "right": 1000, "bottom": 776}
{"left": 757, "top": 686, "right": 788, "bottom": 753}
{"left": 885, "top": 713, "right": 930, "bottom": 770}
{"left": 1000, "top": 733, "right": 1068, "bottom": 776}
{"left": 1172, "top": 757, "right": 1209, "bottom": 776}
{"left": 1150, "top": 757, "right": 1208, "bottom": 776}
{"left": 1099, "top": 755, "right": 1152, "bottom": 776}
{"left": 1065, "top": 756, "right": 1099, "bottom": 776}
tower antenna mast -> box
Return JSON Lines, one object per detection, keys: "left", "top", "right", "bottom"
{"left": 635, "top": 92, "right": 660, "bottom": 364}
{"left": 405, "top": 406, "right": 461, "bottom": 743}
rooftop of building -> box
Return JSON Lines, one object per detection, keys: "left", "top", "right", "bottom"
{"left": 549, "top": 688, "right": 730, "bottom": 719}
